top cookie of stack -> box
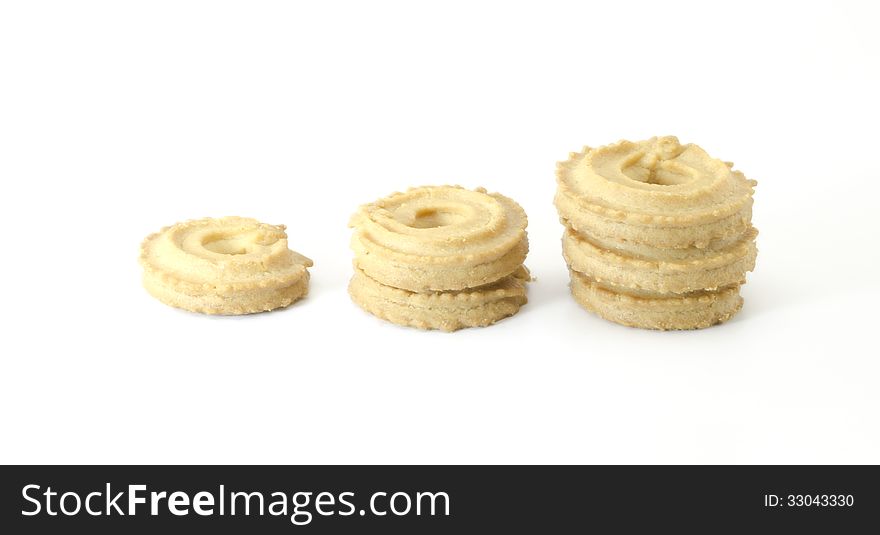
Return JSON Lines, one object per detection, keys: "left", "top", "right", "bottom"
{"left": 348, "top": 185, "right": 530, "bottom": 331}
{"left": 555, "top": 136, "right": 758, "bottom": 329}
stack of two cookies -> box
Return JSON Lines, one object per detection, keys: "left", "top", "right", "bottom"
{"left": 348, "top": 186, "right": 530, "bottom": 331}
{"left": 555, "top": 137, "right": 758, "bottom": 330}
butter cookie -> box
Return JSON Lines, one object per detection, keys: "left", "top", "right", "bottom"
{"left": 140, "top": 217, "right": 313, "bottom": 314}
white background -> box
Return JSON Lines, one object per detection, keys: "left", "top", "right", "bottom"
{"left": 1, "top": 1, "right": 878, "bottom": 464}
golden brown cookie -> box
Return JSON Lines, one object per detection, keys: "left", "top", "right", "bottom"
{"left": 349, "top": 186, "right": 528, "bottom": 292}
{"left": 569, "top": 269, "right": 743, "bottom": 330}
{"left": 555, "top": 137, "right": 756, "bottom": 249}
{"left": 562, "top": 227, "right": 757, "bottom": 294}
{"left": 349, "top": 265, "right": 529, "bottom": 331}
{"left": 140, "top": 216, "right": 313, "bottom": 314}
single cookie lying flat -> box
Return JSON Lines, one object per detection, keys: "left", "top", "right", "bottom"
{"left": 140, "top": 216, "right": 313, "bottom": 314}
{"left": 349, "top": 266, "right": 529, "bottom": 332}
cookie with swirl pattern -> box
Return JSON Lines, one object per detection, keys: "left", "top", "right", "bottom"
{"left": 350, "top": 186, "right": 528, "bottom": 292}
{"left": 349, "top": 265, "right": 529, "bottom": 331}
{"left": 555, "top": 137, "right": 756, "bottom": 249}
{"left": 569, "top": 270, "right": 743, "bottom": 330}
{"left": 140, "top": 216, "right": 313, "bottom": 314}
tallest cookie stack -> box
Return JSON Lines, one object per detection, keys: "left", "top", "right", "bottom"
{"left": 554, "top": 136, "right": 758, "bottom": 330}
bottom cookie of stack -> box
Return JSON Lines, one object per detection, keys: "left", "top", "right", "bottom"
{"left": 349, "top": 267, "right": 529, "bottom": 332}
{"left": 568, "top": 270, "right": 743, "bottom": 330}
{"left": 143, "top": 271, "right": 311, "bottom": 315}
